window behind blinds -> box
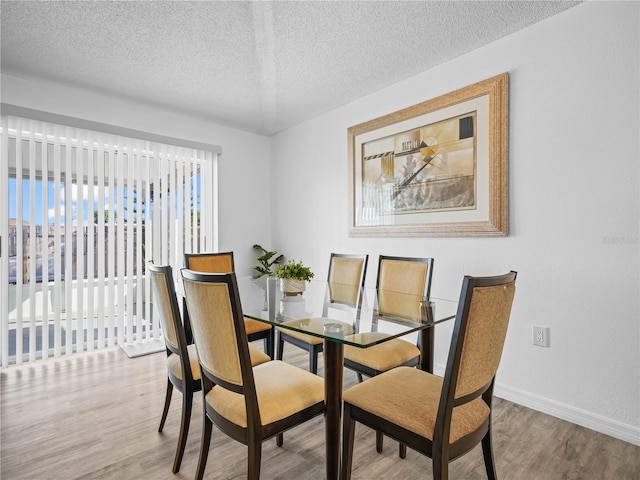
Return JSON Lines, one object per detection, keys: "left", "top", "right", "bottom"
{"left": 1, "top": 113, "right": 218, "bottom": 365}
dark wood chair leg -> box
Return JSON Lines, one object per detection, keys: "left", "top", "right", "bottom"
{"left": 247, "top": 438, "right": 262, "bottom": 480}
{"left": 433, "top": 449, "right": 449, "bottom": 480}
{"left": 399, "top": 442, "right": 407, "bottom": 459}
{"left": 158, "top": 380, "right": 173, "bottom": 432}
{"left": 375, "top": 430, "right": 384, "bottom": 453}
{"left": 356, "top": 372, "right": 364, "bottom": 383}
{"left": 276, "top": 333, "right": 285, "bottom": 361}
{"left": 310, "top": 346, "right": 318, "bottom": 374}
{"left": 266, "top": 329, "right": 274, "bottom": 359}
{"left": 482, "top": 429, "right": 497, "bottom": 480}
{"left": 172, "top": 389, "right": 193, "bottom": 473}
{"left": 195, "top": 415, "right": 213, "bottom": 480}
{"left": 276, "top": 433, "right": 284, "bottom": 447}
{"left": 341, "top": 405, "right": 356, "bottom": 480}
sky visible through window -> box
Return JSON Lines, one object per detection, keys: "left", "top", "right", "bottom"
{"left": 7, "top": 178, "right": 159, "bottom": 224}
{"left": 9, "top": 177, "right": 62, "bottom": 225}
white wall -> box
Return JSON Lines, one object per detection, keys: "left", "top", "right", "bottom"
{"left": 1, "top": 74, "right": 272, "bottom": 275}
{"left": 270, "top": 1, "right": 639, "bottom": 444}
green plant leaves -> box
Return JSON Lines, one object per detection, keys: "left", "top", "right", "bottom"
{"left": 275, "top": 259, "right": 314, "bottom": 282}
{"left": 253, "top": 244, "right": 284, "bottom": 277}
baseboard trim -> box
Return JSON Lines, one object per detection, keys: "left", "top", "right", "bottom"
{"left": 494, "top": 382, "right": 640, "bottom": 447}
{"left": 430, "top": 362, "right": 640, "bottom": 447}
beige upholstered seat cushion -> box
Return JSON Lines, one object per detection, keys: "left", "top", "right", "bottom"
{"left": 244, "top": 318, "right": 272, "bottom": 334}
{"left": 343, "top": 333, "right": 419, "bottom": 372}
{"left": 343, "top": 366, "right": 489, "bottom": 444}
{"left": 168, "top": 344, "right": 202, "bottom": 381}
{"left": 169, "top": 344, "right": 269, "bottom": 381}
{"left": 205, "top": 360, "right": 325, "bottom": 428}
{"left": 248, "top": 345, "right": 271, "bottom": 366}
{"left": 277, "top": 318, "right": 355, "bottom": 345}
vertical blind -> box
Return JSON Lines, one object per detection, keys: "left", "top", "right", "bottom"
{"left": 1, "top": 114, "right": 217, "bottom": 366}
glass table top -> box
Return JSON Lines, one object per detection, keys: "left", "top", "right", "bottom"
{"left": 236, "top": 276, "right": 457, "bottom": 348}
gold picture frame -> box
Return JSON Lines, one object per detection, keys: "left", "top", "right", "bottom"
{"left": 348, "top": 73, "right": 508, "bottom": 237}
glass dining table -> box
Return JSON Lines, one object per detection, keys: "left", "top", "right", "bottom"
{"left": 236, "top": 276, "right": 458, "bottom": 480}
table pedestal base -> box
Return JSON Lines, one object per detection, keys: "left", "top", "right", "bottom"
{"left": 324, "top": 339, "right": 344, "bottom": 480}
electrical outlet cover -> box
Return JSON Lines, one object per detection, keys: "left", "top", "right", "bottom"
{"left": 532, "top": 326, "right": 550, "bottom": 347}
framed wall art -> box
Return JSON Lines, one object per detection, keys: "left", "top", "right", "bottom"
{"left": 348, "top": 72, "right": 508, "bottom": 237}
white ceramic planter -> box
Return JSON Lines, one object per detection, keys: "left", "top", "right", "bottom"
{"left": 280, "top": 278, "right": 306, "bottom": 296}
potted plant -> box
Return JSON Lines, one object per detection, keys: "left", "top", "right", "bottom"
{"left": 252, "top": 244, "right": 284, "bottom": 278}
{"left": 276, "top": 259, "right": 314, "bottom": 295}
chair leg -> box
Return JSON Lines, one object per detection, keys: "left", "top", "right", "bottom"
{"left": 247, "top": 437, "right": 262, "bottom": 480}
{"left": 375, "top": 430, "right": 384, "bottom": 453}
{"left": 172, "top": 389, "right": 193, "bottom": 473}
{"left": 399, "top": 442, "right": 407, "bottom": 459}
{"left": 481, "top": 429, "right": 497, "bottom": 480}
{"left": 158, "top": 379, "right": 173, "bottom": 432}
{"left": 356, "top": 372, "right": 364, "bottom": 383}
{"left": 195, "top": 414, "right": 213, "bottom": 480}
{"left": 433, "top": 448, "right": 449, "bottom": 480}
{"left": 341, "top": 405, "right": 356, "bottom": 480}
{"left": 265, "top": 329, "right": 274, "bottom": 359}
{"left": 276, "top": 433, "right": 284, "bottom": 447}
{"left": 276, "top": 332, "right": 285, "bottom": 361}
{"left": 310, "top": 346, "right": 318, "bottom": 374}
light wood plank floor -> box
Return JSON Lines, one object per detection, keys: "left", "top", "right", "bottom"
{"left": 2, "top": 343, "right": 639, "bottom": 480}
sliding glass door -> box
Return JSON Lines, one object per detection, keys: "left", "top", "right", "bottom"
{"left": 1, "top": 114, "right": 217, "bottom": 365}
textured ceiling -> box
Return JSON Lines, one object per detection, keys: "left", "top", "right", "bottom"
{"left": 1, "top": 1, "right": 581, "bottom": 136}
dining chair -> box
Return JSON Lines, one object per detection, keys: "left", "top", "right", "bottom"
{"left": 181, "top": 270, "right": 325, "bottom": 480}
{"left": 149, "top": 263, "right": 200, "bottom": 474}
{"left": 184, "top": 251, "right": 274, "bottom": 358}
{"left": 149, "top": 263, "right": 270, "bottom": 474}
{"left": 340, "top": 271, "right": 517, "bottom": 480}
{"left": 276, "top": 253, "right": 368, "bottom": 374}
{"left": 343, "top": 254, "right": 433, "bottom": 456}
{"left": 343, "top": 255, "right": 433, "bottom": 382}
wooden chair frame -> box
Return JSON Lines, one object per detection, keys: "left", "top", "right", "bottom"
{"left": 181, "top": 271, "right": 325, "bottom": 480}
{"left": 343, "top": 254, "right": 434, "bottom": 381}
{"left": 342, "top": 255, "right": 433, "bottom": 456}
{"left": 148, "top": 263, "right": 201, "bottom": 474}
{"left": 341, "top": 271, "right": 517, "bottom": 480}
{"left": 276, "top": 253, "right": 368, "bottom": 374}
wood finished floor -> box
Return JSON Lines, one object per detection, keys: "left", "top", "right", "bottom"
{"left": 2, "top": 343, "right": 639, "bottom": 480}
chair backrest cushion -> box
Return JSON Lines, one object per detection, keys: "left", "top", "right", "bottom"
{"left": 329, "top": 257, "right": 365, "bottom": 285}
{"left": 186, "top": 253, "right": 234, "bottom": 274}
{"left": 182, "top": 278, "right": 243, "bottom": 386}
{"left": 149, "top": 267, "right": 180, "bottom": 351}
{"left": 378, "top": 259, "right": 429, "bottom": 320}
{"left": 455, "top": 281, "right": 516, "bottom": 398}
{"left": 328, "top": 257, "right": 365, "bottom": 305}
